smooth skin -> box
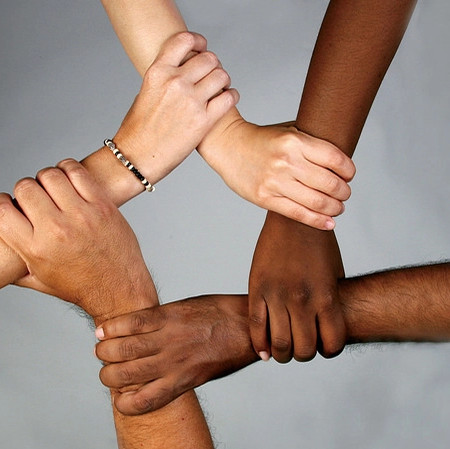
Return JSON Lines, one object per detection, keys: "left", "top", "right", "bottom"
{"left": 94, "top": 262, "right": 450, "bottom": 415}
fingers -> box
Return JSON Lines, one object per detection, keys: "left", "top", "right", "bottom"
{"left": 316, "top": 304, "right": 346, "bottom": 359}
{"left": 288, "top": 293, "right": 319, "bottom": 362}
{"left": 281, "top": 180, "right": 345, "bottom": 218}
{"left": 13, "top": 177, "right": 60, "bottom": 225}
{"left": 264, "top": 196, "right": 336, "bottom": 230}
{"left": 206, "top": 88, "right": 240, "bottom": 124}
{"left": 248, "top": 293, "right": 270, "bottom": 361}
{"left": 0, "top": 192, "right": 33, "bottom": 255}
{"left": 96, "top": 333, "right": 159, "bottom": 363}
{"left": 303, "top": 136, "right": 356, "bottom": 182}
{"left": 155, "top": 32, "right": 207, "bottom": 67}
{"left": 113, "top": 378, "right": 177, "bottom": 415}
{"left": 100, "top": 356, "right": 161, "bottom": 389}
{"left": 56, "top": 159, "right": 107, "bottom": 204}
{"left": 180, "top": 51, "right": 223, "bottom": 84}
{"left": 96, "top": 306, "right": 166, "bottom": 340}
{"left": 35, "top": 164, "right": 85, "bottom": 211}
{"left": 291, "top": 162, "right": 352, "bottom": 202}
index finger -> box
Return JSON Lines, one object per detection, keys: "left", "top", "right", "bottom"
{"left": 154, "top": 32, "right": 207, "bottom": 67}
{"left": 96, "top": 306, "right": 166, "bottom": 340}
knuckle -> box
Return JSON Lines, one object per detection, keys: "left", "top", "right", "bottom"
{"left": 0, "top": 199, "right": 15, "bottom": 219}
{"left": 324, "top": 175, "right": 340, "bottom": 194}
{"left": 203, "top": 51, "right": 219, "bottom": 67}
{"left": 321, "top": 340, "right": 345, "bottom": 359}
{"left": 310, "top": 194, "right": 326, "bottom": 212}
{"left": 271, "top": 336, "right": 291, "bottom": 353}
{"left": 116, "top": 366, "right": 134, "bottom": 385}
{"left": 288, "top": 207, "right": 308, "bottom": 223}
{"left": 99, "top": 366, "right": 113, "bottom": 387}
{"left": 130, "top": 312, "right": 148, "bottom": 334}
{"left": 254, "top": 183, "right": 271, "bottom": 205}
{"left": 216, "top": 68, "right": 231, "bottom": 85}
{"left": 173, "top": 31, "right": 196, "bottom": 51}
{"left": 249, "top": 313, "right": 265, "bottom": 328}
{"left": 279, "top": 133, "right": 299, "bottom": 151}
{"left": 132, "top": 391, "right": 156, "bottom": 414}
{"left": 36, "top": 167, "right": 61, "bottom": 183}
{"left": 293, "top": 346, "right": 317, "bottom": 362}
{"left": 119, "top": 340, "right": 139, "bottom": 360}
{"left": 61, "top": 159, "right": 85, "bottom": 178}
{"left": 14, "top": 177, "right": 36, "bottom": 197}
{"left": 166, "top": 74, "right": 186, "bottom": 93}
{"left": 290, "top": 285, "right": 313, "bottom": 307}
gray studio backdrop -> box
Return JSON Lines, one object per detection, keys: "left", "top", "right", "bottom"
{"left": 1, "top": 1, "right": 449, "bottom": 448}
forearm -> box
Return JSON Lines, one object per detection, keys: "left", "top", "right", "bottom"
{"left": 341, "top": 262, "right": 450, "bottom": 343}
{"left": 296, "top": 0, "right": 417, "bottom": 156}
{"left": 94, "top": 305, "right": 214, "bottom": 449}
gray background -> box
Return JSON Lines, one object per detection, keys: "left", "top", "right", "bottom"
{"left": 1, "top": 0, "right": 449, "bottom": 448}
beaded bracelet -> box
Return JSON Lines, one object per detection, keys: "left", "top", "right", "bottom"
{"left": 104, "top": 139, "right": 155, "bottom": 192}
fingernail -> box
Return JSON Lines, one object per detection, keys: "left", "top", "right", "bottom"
{"left": 259, "top": 351, "right": 270, "bottom": 362}
{"left": 325, "top": 219, "right": 335, "bottom": 230}
{"left": 95, "top": 327, "right": 105, "bottom": 340}
{"left": 93, "top": 345, "right": 97, "bottom": 358}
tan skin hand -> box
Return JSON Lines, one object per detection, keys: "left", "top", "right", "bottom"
{"left": 95, "top": 295, "right": 258, "bottom": 415}
{"left": 197, "top": 119, "right": 355, "bottom": 230}
{"left": 93, "top": 263, "right": 450, "bottom": 416}
{"left": 248, "top": 212, "right": 346, "bottom": 363}
{"left": 0, "top": 160, "right": 156, "bottom": 322}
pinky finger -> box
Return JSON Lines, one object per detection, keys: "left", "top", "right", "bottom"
{"left": 264, "top": 196, "right": 335, "bottom": 231}
{"left": 248, "top": 292, "right": 271, "bottom": 361}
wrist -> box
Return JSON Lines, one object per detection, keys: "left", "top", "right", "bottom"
{"left": 91, "top": 271, "right": 159, "bottom": 327}
{"left": 81, "top": 147, "right": 144, "bottom": 207}
{"left": 196, "top": 107, "right": 244, "bottom": 165}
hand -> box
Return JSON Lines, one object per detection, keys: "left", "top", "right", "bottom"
{"left": 0, "top": 159, "right": 157, "bottom": 322}
{"left": 94, "top": 295, "right": 258, "bottom": 415}
{"left": 198, "top": 119, "right": 355, "bottom": 230}
{"left": 113, "top": 31, "right": 240, "bottom": 184}
{"left": 248, "top": 212, "right": 346, "bottom": 363}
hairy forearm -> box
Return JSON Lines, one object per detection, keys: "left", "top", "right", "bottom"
{"left": 341, "top": 262, "right": 450, "bottom": 343}
{"left": 97, "top": 323, "right": 213, "bottom": 449}
{"left": 296, "top": 0, "right": 417, "bottom": 156}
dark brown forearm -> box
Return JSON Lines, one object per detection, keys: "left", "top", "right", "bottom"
{"left": 340, "top": 262, "right": 450, "bottom": 343}
{"left": 296, "top": 0, "right": 417, "bottom": 156}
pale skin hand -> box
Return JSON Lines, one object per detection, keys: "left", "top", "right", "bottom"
{"left": 94, "top": 262, "right": 450, "bottom": 415}
{"left": 0, "top": 30, "right": 238, "bottom": 289}
{"left": 0, "top": 161, "right": 214, "bottom": 449}
{"left": 248, "top": 0, "right": 417, "bottom": 363}
{"left": 101, "top": 0, "right": 356, "bottom": 229}
{"left": 199, "top": 119, "right": 355, "bottom": 230}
